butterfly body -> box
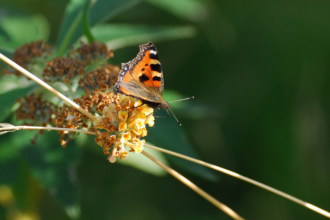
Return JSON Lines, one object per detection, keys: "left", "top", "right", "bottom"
{"left": 115, "top": 42, "right": 171, "bottom": 109}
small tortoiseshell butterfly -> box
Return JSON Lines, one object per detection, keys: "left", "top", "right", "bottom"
{"left": 114, "top": 41, "right": 170, "bottom": 109}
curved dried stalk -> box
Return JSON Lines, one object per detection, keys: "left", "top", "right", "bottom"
{"left": 142, "top": 150, "right": 244, "bottom": 220}
{"left": 2, "top": 124, "right": 330, "bottom": 218}
{"left": 0, "top": 124, "right": 244, "bottom": 219}
{"left": 144, "top": 143, "right": 330, "bottom": 219}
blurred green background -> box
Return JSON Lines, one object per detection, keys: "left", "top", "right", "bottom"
{"left": 0, "top": 0, "right": 330, "bottom": 219}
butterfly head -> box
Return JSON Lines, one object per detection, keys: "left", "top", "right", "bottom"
{"left": 142, "top": 95, "right": 171, "bottom": 110}
{"left": 149, "top": 95, "right": 171, "bottom": 109}
{"left": 160, "top": 102, "right": 171, "bottom": 109}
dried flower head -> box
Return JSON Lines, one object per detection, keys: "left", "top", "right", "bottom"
{"left": 93, "top": 94, "right": 154, "bottom": 163}
{"left": 3, "top": 40, "right": 53, "bottom": 76}
{"left": 79, "top": 64, "right": 120, "bottom": 94}
{"left": 16, "top": 93, "right": 56, "bottom": 124}
{"left": 16, "top": 93, "right": 57, "bottom": 144}
{"left": 43, "top": 57, "right": 85, "bottom": 83}
{"left": 68, "top": 41, "right": 113, "bottom": 65}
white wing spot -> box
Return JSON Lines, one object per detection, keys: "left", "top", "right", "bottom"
{"left": 150, "top": 50, "right": 157, "bottom": 55}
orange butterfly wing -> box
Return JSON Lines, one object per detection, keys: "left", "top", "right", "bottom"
{"left": 130, "top": 49, "right": 163, "bottom": 90}
{"left": 115, "top": 42, "right": 166, "bottom": 105}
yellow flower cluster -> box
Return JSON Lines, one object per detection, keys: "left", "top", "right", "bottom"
{"left": 93, "top": 94, "right": 155, "bottom": 163}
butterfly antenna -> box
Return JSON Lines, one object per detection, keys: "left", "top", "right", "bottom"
{"left": 168, "top": 107, "right": 182, "bottom": 126}
{"left": 168, "top": 96, "right": 194, "bottom": 103}
{"left": 167, "top": 96, "right": 194, "bottom": 126}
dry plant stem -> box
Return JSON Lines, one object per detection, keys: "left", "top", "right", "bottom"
{"left": 144, "top": 144, "right": 330, "bottom": 219}
{"left": 0, "top": 125, "right": 96, "bottom": 135}
{"left": 3, "top": 125, "right": 328, "bottom": 218}
{"left": 0, "top": 53, "right": 96, "bottom": 121}
{"left": 141, "top": 150, "right": 245, "bottom": 220}
{"left": 2, "top": 123, "right": 245, "bottom": 219}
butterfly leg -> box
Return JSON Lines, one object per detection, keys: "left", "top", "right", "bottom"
{"left": 147, "top": 108, "right": 168, "bottom": 118}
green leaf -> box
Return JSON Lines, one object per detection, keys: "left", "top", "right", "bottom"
{"left": 89, "top": 0, "right": 141, "bottom": 24}
{"left": 0, "top": 14, "right": 50, "bottom": 45}
{"left": 0, "top": 36, "right": 16, "bottom": 55}
{"left": 56, "top": 0, "right": 89, "bottom": 55}
{"left": 0, "top": 138, "right": 20, "bottom": 163}
{"left": 0, "top": 86, "right": 33, "bottom": 122}
{"left": 118, "top": 143, "right": 168, "bottom": 176}
{"left": 19, "top": 131, "right": 81, "bottom": 219}
{"left": 0, "top": 75, "right": 35, "bottom": 95}
{"left": 91, "top": 24, "right": 196, "bottom": 50}
{"left": 175, "top": 102, "right": 220, "bottom": 120}
{"left": 82, "top": 1, "right": 95, "bottom": 43}
{"left": 163, "top": 90, "right": 220, "bottom": 120}
{"left": 0, "top": 26, "right": 11, "bottom": 41}
{"left": 146, "top": 0, "right": 207, "bottom": 22}
{"left": 56, "top": 0, "right": 141, "bottom": 55}
{"left": 146, "top": 116, "right": 218, "bottom": 181}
